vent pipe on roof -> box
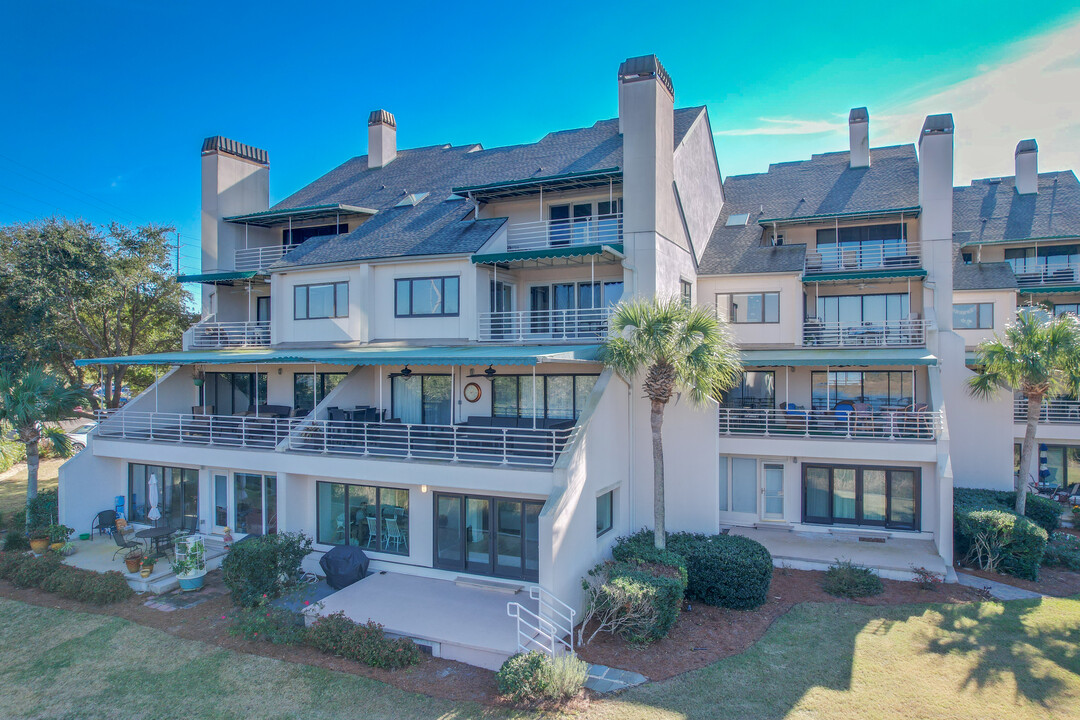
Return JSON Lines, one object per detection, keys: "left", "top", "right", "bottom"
{"left": 848, "top": 108, "right": 870, "bottom": 168}
{"left": 1015, "top": 139, "right": 1038, "bottom": 195}
{"left": 368, "top": 110, "right": 397, "bottom": 169}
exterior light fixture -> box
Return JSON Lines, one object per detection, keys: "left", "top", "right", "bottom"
{"left": 421, "top": 484, "right": 428, "bottom": 493}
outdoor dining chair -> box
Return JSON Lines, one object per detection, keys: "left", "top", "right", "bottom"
{"left": 90, "top": 509, "right": 117, "bottom": 540}
{"left": 111, "top": 526, "right": 143, "bottom": 560}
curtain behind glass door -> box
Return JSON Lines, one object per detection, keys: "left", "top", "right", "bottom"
{"left": 465, "top": 498, "right": 491, "bottom": 573}
{"left": 392, "top": 376, "right": 423, "bottom": 424}
{"left": 435, "top": 494, "right": 464, "bottom": 569}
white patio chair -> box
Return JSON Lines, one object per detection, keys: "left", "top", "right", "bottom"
{"left": 384, "top": 517, "right": 406, "bottom": 552}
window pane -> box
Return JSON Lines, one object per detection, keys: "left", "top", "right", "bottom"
{"left": 745, "top": 294, "right": 763, "bottom": 322}
{"left": 764, "top": 293, "right": 779, "bottom": 322}
{"left": 978, "top": 303, "right": 994, "bottom": 329}
{"left": 265, "top": 476, "right": 277, "bottom": 535}
{"left": 129, "top": 463, "right": 148, "bottom": 523}
{"left": 235, "top": 473, "right": 263, "bottom": 535}
{"left": 498, "top": 500, "right": 524, "bottom": 573}
{"left": 294, "top": 286, "right": 307, "bottom": 319}
{"left": 317, "top": 482, "right": 346, "bottom": 545}
{"left": 545, "top": 376, "right": 574, "bottom": 420}
{"left": 953, "top": 304, "right": 976, "bottom": 329}
{"left": 444, "top": 277, "right": 459, "bottom": 315}
{"left": 519, "top": 376, "right": 538, "bottom": 420}
{"left": 352, "top": 485, "right": 378, "bottom": 550}
{"left": 379, "top": 488, "right": 409, "bottom": 555}
{"left": 718, "top": 456, "right": 729, "bottom": 512}
{"left": 805, "top": 467, "right": 830, "bottom": 519}
{"left": 574, "top": 375, "right": 597, "bottom": 417}
{"left": 214, "top": 474, "right": 228, "bottom": 527}
{"left": 731, "top": 457, "right": 757, "bottom": 513}
{"left": 396, "top": 280, "right": 410, "bottom": 315}
{"left": 335, "top": 282, "right": 349, "bottom": 317}
{"left": 493, "top": 376, "right": 517, "bottom": 417}
{"left": 294, "top": 374, "right": 315, "bottom": 412}
{"left": 422, "top": 376, "right": 452, "bottom": 425}
{"left": 466, "top": 497, "right": 491, "bottom": 570}
{"left": 596, "top": 491, "right": 613, "bottom": 536}
{"left": 308, "top": 285, "right": 334, "bottom": 318}
{"left": 863, "top": 470, "right": 887, "bottom": 522}
{"left": 321, "top": 373, "right": 346, "bottom": 402}
{"left": 412, "top": 279, "right": 441, "bottom": 315}
{"left": 833, "top": 468, "right": 856, "bottom": 521}
{"left": 889, "top": 471, "right": 916, "bottom": 527}
{"left": 436, "top": 495, "right": 463, "bottom": 565}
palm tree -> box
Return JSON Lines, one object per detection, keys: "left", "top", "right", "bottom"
{"left": 968, "top": 311, "right": 1080, "bottom": 515}
{"left": 601, "top": 297, "right": 742, "bottom": 549}
{"left": 0, "top": 366, "right": 86, "bottom": 526}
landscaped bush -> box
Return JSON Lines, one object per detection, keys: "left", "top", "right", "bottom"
{"left": 229, "top": 602, "right": 308, "bottom": 645}
{"left": 221, "top": 532, "right": 313, "bottom": 607}
{"left": 954, "top": 488, "right": 1060, "bottom": 533}
{"left": 539, "top": 653, "right": 589, "bottom": 701}
{"left": 2, "top": 530, "right": 29, "bottom": 552}
{"left": 0, "top": 551, "right": 133, "bottom": 604}
{"left": 610, "top": 529, "right": 689, "bottom": 575}
{"left": 10, "top": 551, "right": 62, "bottom": 588}
{"left": 25, "top": 490, "right": 58, "bottom": 532}
{"left": 666, "top": 532, "right": 772, "bottom": 610}
{"left": 306, "top": 611, "right": 422, "bottom": 669}
{"left": 1043, "top": 532, "right": 1080, "bottom": 571}
{"left": 495, "top": 651, "right": 588, "bottom": 705}
{"left": 580, "top": 558, "right": 686, "bottom": 644}
{"left": 822, "top": 560, "right": 884, "bottom": 598}
{"left": 0, "top": 551, "right": 32, "bottom": 579}
{"left": 955, "top": 508, "right": 1047, "bottom": 580}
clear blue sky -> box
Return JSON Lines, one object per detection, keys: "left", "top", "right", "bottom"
{"left": 2, "top": 0, "right": 1079, "bottom": 274}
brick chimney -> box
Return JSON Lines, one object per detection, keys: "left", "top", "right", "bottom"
{"left": 368, "top": 110, "right": 397, "bottom": 169}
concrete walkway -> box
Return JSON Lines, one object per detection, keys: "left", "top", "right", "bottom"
{"left": 954, "top": 571, "right": 1046, "bottom": 600}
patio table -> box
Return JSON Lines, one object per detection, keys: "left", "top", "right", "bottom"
{"left": 135, "top": 526, "right": 174, "bottom": 558}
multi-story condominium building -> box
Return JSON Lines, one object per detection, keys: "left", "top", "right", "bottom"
{"left": 57, "top": 54, "right": 1078, "bottom": 665}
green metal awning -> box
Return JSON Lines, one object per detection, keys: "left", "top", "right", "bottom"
{"left": 741, "top": 348, "right": 938, "bottom": 368}
{"left": 74, "top": 345, "right": 603, "bottom": 368}
{"left": 453, "top": 168, "right": 621, "bottom": 201}
{"left": 176, "top": 271, "right": 259, "bottom": 284}
{"left": 759, "top": 206, "right": 921, "bottom": 226}
{"left": 223, "top": 203, "right": 378, "bottom": 227}
{"left": 1017, "top": 285, "right": 1080, "bottom": 294}
{"left": 472, "top": 243, "right": 623, "bottom": 267}
{"left": 802, "top": 268, "right": 927, "bottom": 283}
{"left": 959, "top": 235, "right": 1080, "bottom": 248}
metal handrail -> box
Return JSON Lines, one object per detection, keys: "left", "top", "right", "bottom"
{"left": 801, "top": 319, "right": 929, "bottom": 347}
{"left": 185, "top": 320, "right": 271, "bottom": 349}
{"left": 478, "top": 307, "right": 613, "bottom": 342}
{"left": 1010, "top": 260, "right": 1080, "bottom": 286}
{"left": 95, "top": 410, "right": 300, "bottom": 448}
{"left": 234, "top": 245, "right": 287, "bottom": 272}
{"left": 506, "top": 213, "right": 623, "bottom": 251}
{"left": 530, "top": 586, "right": 576, "bottom": 652}
{"left": 718, "top": 407, "right": 941, "bottom": 441}
{"left": 507, "top": 586, "right": 574, "bottom": 657}
{"left": 1013, "top": 397, "right": 1080, "bottom": 424}
{"left": 804, "top": 240, "right": 921, "bottom": 273}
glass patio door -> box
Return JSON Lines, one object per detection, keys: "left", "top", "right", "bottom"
{"left": 234, "top": 473, "right": 277, "bottom": 536}
{"left": 465, "top": 498, "right": 491, "bottom": 574}
{"left": 434, "top": 493, "right": 542, "bottom": 581}
{"left": 761, "top": 464, "right": 784, "bottom": 520}
{"left": 435, "top": 495, "right": 464, "bottom": 571}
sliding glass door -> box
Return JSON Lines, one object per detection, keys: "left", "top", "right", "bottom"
{"left": 802, "top": 464, "right": 919, "bottom": 530}
{"left": 391, "top": 374, "right": 451, "bottom": 425}
{"left": 434, "top": 493, "right": 543, "bottom": 581}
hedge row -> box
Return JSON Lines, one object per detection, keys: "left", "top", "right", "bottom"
{"left": 954, "top": 488, "right": 1060, "bottom": 533}
{"left": 0, "top": 551, "right": 133, "bottom": 604}
{"left": 954, "top": 506, "right": 1047, "bottom": 580}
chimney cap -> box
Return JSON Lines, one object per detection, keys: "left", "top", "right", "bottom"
{"left": 368, "top": 109, "right": 396, "bottom": 128}
{"left": 618, "top": 54, "right": 673, "bottom": 95}
{"left": 920, "top": 114, "right": 954, "bottom": 137}
{"left": 1015, "top": 139, "right": 1038, "bottom": 155}
{"left": 848, "top": 107, "right": 869, "bottom": 124}
{"left": 201, "top": 136, "right": 268, "bottom": 166}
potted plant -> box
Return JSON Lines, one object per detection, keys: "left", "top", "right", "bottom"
{"left": 124, "top": 548, "right": 143, "bottom": 573}
{"left": 172, "top": 535, "right": 207, "bottom": 591}
{"left": 140, "top": 555, "right": 156, "bottom": 578}
{"left": 47, "top": 523, "right": 74, "bottom": 552}
{"left": 59, "top": 541, "right": 76, "bottom": 557}
{"left": 29, "top": 528, "right": 50, "bottom": 555}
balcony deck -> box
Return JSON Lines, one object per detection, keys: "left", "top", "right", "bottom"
{"left": 804, "top": 241, "right": 922, "bottom": 276}
{"left": 1011, "top": 261, "right": 1080, "bottom": 287}
{"left": 719, "top": 407, "right": 941, "bottom": 441}
{"left": 1014, "top": 397, "right": 1080, "bottom": 424}
{"left": 801, "top": 319, "right": 928, "bottom": 347}
{"left": 478, "top": 307, "right": 612, "bottom": 343}
{"left": 182, "top": 319, "right": 270, "bottom": 349}
{"left": 505, "top": 214, "right": 622, "bottom": 252}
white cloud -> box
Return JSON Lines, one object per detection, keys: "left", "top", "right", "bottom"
{"left": 713, "top": 117, "right": 843, "bottom": 137}
{"left": 873, "top": 18, "right": 1080, "bottom": 184}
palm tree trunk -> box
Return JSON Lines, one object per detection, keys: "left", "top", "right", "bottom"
{"left": 1017, "top": 393, "right": 1042, "bottom": 516}
{"left": 25, "top": 439, "right": 39, "bottom": 527}
{"left": 650, "top": 399, "right": 667, "bottom": 550}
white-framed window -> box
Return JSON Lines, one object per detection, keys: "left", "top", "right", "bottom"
{"left": 719, "top": 456, "right": 758, "bottom": 514}
{"left": 718, "top": 292, "right": 780, "bottom": 324}
{"left": 596, "top": 490, "right": 614, "bottom": 537}
{"left": 395, "top": 276, "right": 459, "bottom": 317}
{"left": 294, "top": 281, "right": 348, "bottom": 319}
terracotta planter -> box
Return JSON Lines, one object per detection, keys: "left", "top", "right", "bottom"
{"left": 125, "top": 556, "right": 142, "bottom": 573}
{"left": 29, "top": 538, "right": 49, "bottom": 554}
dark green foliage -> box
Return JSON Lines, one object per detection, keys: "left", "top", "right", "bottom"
{"left": 10, "top": 551, "right": 62, "bottom": 587}
{"left": 610, "top": 529, "right": 689, "bottom": 575}
{"left": 25, "top": 490, "right": 58, "bottom": 532}
{"left": 822, "top": 560, "right": 885, "bottom": 598}
{"left": 1043, "top": 532, "right": 1080, "bottom": 571}
{"left": 221, "top": 532, "right": 313, "bottom": 607}
{"left": 229, "top": 602, "right": 308, "bottom": 645}
{"left": 954, "top": 488, "right": 1060, "bottom": 533}
{"left": 0, "top": 551, "right": 32, "bottom": 578}
{"left": 607, "top": 561, "right": 686, "bottom": 642}
{"left": 306, "top": 612, "right": 422, "bottom": 669}
{"left": 496, "top": 652, "right": 550, "bottom": 703}
{"left": 3, "top": 530, "right": 29, "bottom": 551}
{"left": 0, "top": 551, "right": 132, "bottom": 603}
{"left": 955, "top": 507, "right": 1047, "bottom": 580}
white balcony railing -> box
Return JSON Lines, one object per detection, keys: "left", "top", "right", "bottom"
{"left": 234, "top": 245, "right": 287, "bottom": 272}
{"left": 804, "top": 241, "right": 922, "bottom": 274}
{"left": 95, "top": 410, "right": 300, "bottom": 449}
{"left": 505, "top": 214, "right": 623, "bottom": 251}
{"left": 183, "top": 320, "right": 271, "bottom": 349}
{"left": 1014, "top": 397, "right": 1080, "bottom": 424}
{"left": 94, "top": 410, "right": 578, "bottom": 468}
{"left": 1009, "top": 260, "right": 1080, "bottom": 287}
{"left": 478, "top": 307, "right": 613, "bottom": 342}
{"left": 802, "top": 319, "right": 929, "bottom": 347}
{"left": 719, "top": 407, "right": 941, "bottom": 441}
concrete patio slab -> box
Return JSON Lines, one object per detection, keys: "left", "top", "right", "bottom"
{"left": 60, "top": 537, "right": 227, "bottom": 594}
{"left": 954, "top": 571, "right": 1045, "bottom": 600}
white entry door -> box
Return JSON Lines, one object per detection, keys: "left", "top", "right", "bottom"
{"left": 761, "top": 463, "right": 785, "bottom": 521}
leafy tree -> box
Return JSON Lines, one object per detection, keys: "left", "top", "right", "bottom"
{"left": 968, "top": 311, "right": 1080, "bottom": 515}
{"left": 0, "top": 366, "right": 85, "bottom": 525}
{"left": 600, "top": 297, "right": 741, "bottom": 549}
{"left": 0, "top": 218, "right": 194, "bottom": 406}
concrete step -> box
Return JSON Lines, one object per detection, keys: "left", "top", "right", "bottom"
{"left": 453, "top": 576, "right": 523, "bottom": 594}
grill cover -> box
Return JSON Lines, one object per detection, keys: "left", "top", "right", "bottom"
{"left": 319, "top": 545, "right": 369, "bottom": 590}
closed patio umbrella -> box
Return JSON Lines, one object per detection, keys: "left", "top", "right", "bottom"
{"left": 1039, "top": 443, "right": 1051, "bottom": 486}
{"left": 147, "top": 473, "right": 161, "bottom": 522}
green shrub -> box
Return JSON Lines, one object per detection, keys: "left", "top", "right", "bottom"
{"left": 25, "top": 490, "right": 58, "bottom": 532}
{"left": 496, "top": 652, "right": 550, "bottom": 703}
{"left": 610, "top": 529, "right": 689, "bottom": 575}
{"left": 580, "top": 558, "right": 686, "bottom": 644}
{"left": 229, "top": 602, "right": 308, "bottom": 645}
{"left": 955, "top": 508, "right": 1047, "bottom": 580}
{"left": 1043, "top": 532, "right": 1080, "bottom": 571}
{"left": 221, "top": 532, "right": 313, "bottom": 607}
{"left": 822, "top": 560, "right": 884, "bottom": 598}
{"left": 306, "top": 612, "right": 422, "bottom": 669}
{"left": 666, "top": 532, "right": 772, "bottom": 610}
{"left": 10, "top": 551, "right": 62, "bottom": 588}
{"left": 954, "top": 488, "right": 1060, "bottom": 533}
{"left": 0, "top": 551, "right": 32, "bottom": 579}
{"left": 0, "top": 551, "right": 132, "bottom": 604}
{"left": 3, "top": 530, "right": 29, "bottom": 552}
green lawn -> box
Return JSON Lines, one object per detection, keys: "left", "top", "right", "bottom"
{"left": 0, "top": 595, "right": 1078, "bottom": 720}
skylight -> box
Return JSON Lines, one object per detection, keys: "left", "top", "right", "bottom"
{"left": 726, "top": 213, "right": 750, "bottom": 226}
{"left": 394, "top": 192, "right": 429, "bottom": 207}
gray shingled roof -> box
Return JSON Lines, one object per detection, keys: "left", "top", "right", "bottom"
{"left": 952, "top": 244, "right": 1017, "bottom": 291}
{"left": 699, "top": 144, "right": 919, "bottom": 275}
{"left": 273, "top": 108, "right": 705, "bottom": 267}
{"left": 953, "top": 171, "right": 1080, "bottom": 246}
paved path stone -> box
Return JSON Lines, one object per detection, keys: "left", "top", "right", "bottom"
{"left": 585, "top": 664, "right": 648, "bottom": 694}
{"left": 955, "top": 571, "right": 1045, "bottom": 601}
